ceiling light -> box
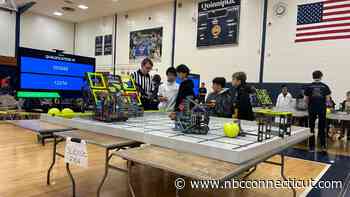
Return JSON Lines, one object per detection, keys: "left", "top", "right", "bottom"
{"left": 112, "top": 0, "right": 119, "bottom": 2}
{"left": 53, "top": 12, "right": 63, "bottom": 16}
{"left": 78, "top": 4, "right": 88, "bottom": 10}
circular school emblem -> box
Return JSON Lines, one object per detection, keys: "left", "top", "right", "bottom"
{"left": 211, "top": 24, "right": 222, "bottom": 39}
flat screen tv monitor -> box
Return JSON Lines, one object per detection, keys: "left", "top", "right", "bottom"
{"left": 18, "top": 47, "right": 95, "bottom": 97}
{"left": 176, "top": 73, "right": 200, "bottom": 97}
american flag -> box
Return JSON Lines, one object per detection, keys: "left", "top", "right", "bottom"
{"left": 296, "top": 0, "right": 350, "bottom": 43}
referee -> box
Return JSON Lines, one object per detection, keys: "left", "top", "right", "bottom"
{"left": 131, "top": 58, "right": 154, "bottom": 110}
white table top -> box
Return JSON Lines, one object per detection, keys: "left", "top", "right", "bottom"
{"left": 43, "top": 113, "right": 311, "bottom": 164}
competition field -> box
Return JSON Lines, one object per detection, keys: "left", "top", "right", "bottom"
{"left": 43, "top": 113, "right": 311, "bottom": 164}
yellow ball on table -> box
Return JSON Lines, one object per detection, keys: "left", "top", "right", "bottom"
{"left": 224, "top": 123, "right": 240, "bottom": 138}
{"left": 61, "top": 108, "right": 75, "bottom": 119}
{"left": 48, "top": 108, "right": 61, "bottom": 117}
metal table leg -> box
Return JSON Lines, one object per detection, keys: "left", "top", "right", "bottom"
{"left": 47, "top": 136, "right": 75, "bottom": 196}
{"left": 264, "top": 154, "right": 297, "bottom": 197}
{"left": 47, "top": 136, "right": 59, "bottom": 185}
{"left": 97, "top": 148, "right": 115, "bottom": 197}
{"left": 66, "top": 163, "right": 76, "bottom": 197}
{"left": 97, "top": 144, "right": 141, "bottom": 197}
{"left": 279, "top": 154, "right": 297, "bottom": 197}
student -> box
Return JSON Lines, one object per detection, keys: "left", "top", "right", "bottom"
{"left": 174, "top": 64, "right": 195, "bottom": 112}
{"left": 276, "top": 85, "right": 293, "bottom": 111}
{"left": 158, "top": 67, "right": 179, "bottom": 112}
{"left": 206, "top": 77, "right": 233, "bottom": 118}
{"left": 0, "top": 76, "right": 11, "bottom": 95}
{"left": 152, "top": 74, "right": 162, "bottom": 96}
{"left": 340, "top": 91, "right": 350, "bottom": 140}
{"left": 232, "top": 72, "right": 254, "bottom": 121}
{"left": 0, "top": 76, "right": 10, "bottom": 88}
{"left": 295, "top": 88, "right": 308, "bottom": 126}
{"left": 199, "top": 82, "right": 207, "bottom": 104}
{"left": 304, "top": 70, "right": 331, "bottom": 151}
{"left": 148, "top": 74, "right": 162, "bottom": 110}
{"left": 341, "top": 91, "right": 350, "bottom": 113}
{"left": 249, "top": 86, "right": 258, "bottom": 107}
{"left": 328, "top": 96, "right": 336, "bottom": 110}
{"left": 296, "top": 88, "right": 307, "bottom": 111}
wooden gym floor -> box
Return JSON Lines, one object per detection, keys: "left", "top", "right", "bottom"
{"left": 0, "top": 123, "right": 329, "bottom": 197}
{"left": 295, "top": 136, "right": 350, "bottom": 157}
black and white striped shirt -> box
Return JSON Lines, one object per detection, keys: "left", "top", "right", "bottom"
{"left": 131, "top": 69, "right": 152, "bottom": 96}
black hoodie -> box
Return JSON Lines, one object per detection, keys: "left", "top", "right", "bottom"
{"left": 234, "top": 84, "right": 254, "bottom": 121}
{"left": 174, "top": 79, "right": 195, "bottom": 112}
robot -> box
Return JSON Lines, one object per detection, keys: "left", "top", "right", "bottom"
{"left": 175, "top": 96, "right": 210, "bottom": 135}
{"left": 86, "top": 73, "right": 130, "bottom": 122}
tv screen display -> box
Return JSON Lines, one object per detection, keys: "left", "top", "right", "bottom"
{"left": 176, "top": 73, "right": 200, "bottom": 97}
{"left": 19, "top": 48, "right": 95, "bottom": 94}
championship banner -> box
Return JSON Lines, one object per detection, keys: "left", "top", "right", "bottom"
{"left": 197, "top": 0, "right": 241, "bottom": 47}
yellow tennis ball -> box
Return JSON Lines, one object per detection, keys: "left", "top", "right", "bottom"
{"left": 48, "top": 108, "right": 61, "bottom": 116}
{"left": 224, "top": 123, "right": 240, "bottom": 138}
{"left": 61, "top": 108, "right": 75, "bottom": 119}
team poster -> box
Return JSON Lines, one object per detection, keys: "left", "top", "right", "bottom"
{"left": 197, "top": 0, "right": 241, "bottom": 47}
{"left": 129, "top": 27, "right": 163, "bottom": 63}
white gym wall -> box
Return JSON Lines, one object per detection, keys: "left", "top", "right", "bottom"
{"left": 0, "top": 9, "right": 16, "bottom": 57}
{"left": 265, "top": 0, "right": 349, "bottom": 103}
{"left": 115, "top": 2, "right": 174, "bottom": 77}
{"left": 75, "top": 16, "right": 114, "bottom": 71}
{"left": 20, "top": 12, "right": 75, "bottom": 53}
{"left": 74, "top": 2, "right": 174, "bottom": 75}
{"left": 0, "top": 11, "right": 74, "bottom": 57}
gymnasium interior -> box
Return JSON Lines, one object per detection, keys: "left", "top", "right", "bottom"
{"left": 0, "top": 0, "right": 350, "bottom": 197}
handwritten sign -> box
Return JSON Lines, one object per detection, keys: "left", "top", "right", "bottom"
{"left": 65, "top": 137, "right": 88, "bottom": 168}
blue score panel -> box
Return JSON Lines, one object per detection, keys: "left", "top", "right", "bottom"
{"left": 21, "top": 57, "right": 94, "bottom": 77}
{"left": 20, "top": 73, "right": 84, "bottom": 91}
